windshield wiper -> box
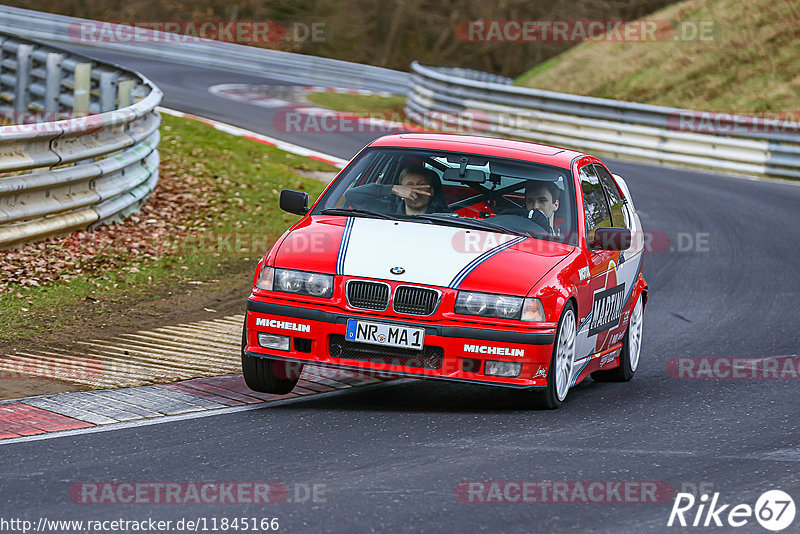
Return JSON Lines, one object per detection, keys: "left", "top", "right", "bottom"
{"left": 411, "top": 214, "right": 525, "bottom": 237}
{"left": 320, "top": 208, "right": 399, "bottom": 220}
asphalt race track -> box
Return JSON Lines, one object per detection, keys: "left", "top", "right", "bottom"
{"left": 1, "top": 46, "right": 798, "bottom": 533}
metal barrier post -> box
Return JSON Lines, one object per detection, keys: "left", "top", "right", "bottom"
{"left": 13, "top": 43, "right": 33, "bottom": 114}
{"left": 44, "top": 52, "right": 63, "bottom": 113}
{"left": 72, "top": 62, "right": 91, "bottom": 114}
{"left": 117, "top": 80, "right": 135, "bottom": 108}
{"left": 98, "top": 69, "right": 117, "bottom": 112}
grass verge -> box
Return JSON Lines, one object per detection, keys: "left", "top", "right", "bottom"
{"left": 305, "top": 92, "right": 408, "bottom": 120}
{"left": 514, "top": 0, "right": 800, "bottom": 113}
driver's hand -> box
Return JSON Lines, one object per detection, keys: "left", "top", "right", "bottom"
{"left": 527, "top": 208, "right": 553, "bottom": 234}
{"left": 392, "top": 184, "right": 432, "bottom": 201}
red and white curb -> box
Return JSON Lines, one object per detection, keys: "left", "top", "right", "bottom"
{"left": 302, "top": 85, "right": 397, "bottom": 98}
{"left": 0, "top": 367, "right": 394, "bottom": 442}
{"left": 210, "top": 83, "right": 396, "bottom": 103}
{"left": 158, "top": 107, "right": 348, "bottom": 168}
{"left": 208, "top": 83, "right": 429, "bottom": 133}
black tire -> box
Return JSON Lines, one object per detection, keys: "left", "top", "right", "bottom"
{"left": 591, "top": 294, "right": 644, "bottom": 383}
{"left": 523, "top": 301, "right": 577, "bottom": 410}
{"left": 241, "top": 323, "right": 302, "bottom": 394}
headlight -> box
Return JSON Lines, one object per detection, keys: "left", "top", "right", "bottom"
{"left": 456, "top": 291, "right": 523, "bottom": 319}
{"left": 461, "top": 292, "right": 492, "bottom": 315}
{"left": 273, "top": 268, "right": 334, "bottom": 298}
{"left": 455, "top": 291, "right": 545, "bottom": 322}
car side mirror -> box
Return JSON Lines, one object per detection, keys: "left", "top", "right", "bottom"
{"left": 280, "top": 189, "right": 309, "bottom": 215}
{"left": 591, "top": 227, "right": 631, "bottom": 251}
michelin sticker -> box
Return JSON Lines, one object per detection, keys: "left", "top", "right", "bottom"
{"left": 463, "top": 344, "right": 524, "bottom": 357}
{"left": 256, "top": 318, "right": 311, "bottom": 332}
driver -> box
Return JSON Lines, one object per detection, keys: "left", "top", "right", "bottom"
{"left": 344, "top": 166, "right": 449, "bottom": 215}
{"left": 525, "top": 180, "right": 561, "bottom": 236}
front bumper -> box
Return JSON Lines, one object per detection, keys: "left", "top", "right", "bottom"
{"left": 243, "top": 297, "right": 557, "bottom": 388}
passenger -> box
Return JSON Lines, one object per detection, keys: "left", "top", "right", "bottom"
{"left": 345, "top": 166, "right": 450, "bottom": 215}
{"left": 524, "top": 180, "right": 561, "bottom": 236}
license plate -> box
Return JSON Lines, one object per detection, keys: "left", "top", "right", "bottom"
{"left": 345, "top": 319, "right": 425, "bottom": 350}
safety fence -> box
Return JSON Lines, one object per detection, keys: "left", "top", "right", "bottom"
{"left": 406, "top": 62, "right": 800, "bottom": 179}
{"left": 0, "top": 32, "right": 162, "bottom": 249}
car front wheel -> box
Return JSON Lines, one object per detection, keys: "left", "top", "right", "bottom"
{"left": 525, "top": 301, "right": 576, "bottom": 409}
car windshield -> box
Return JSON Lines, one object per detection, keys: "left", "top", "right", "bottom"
{"left": 313, "top": 147, "right": 578, "bottom": 245}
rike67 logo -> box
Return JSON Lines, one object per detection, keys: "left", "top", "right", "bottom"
{"left": 668, "top": 490, "right": 795, "bottom": 531}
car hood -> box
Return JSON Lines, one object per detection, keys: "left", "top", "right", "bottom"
{"left": 274, "top": 216, "right": 574, "bottom": 296}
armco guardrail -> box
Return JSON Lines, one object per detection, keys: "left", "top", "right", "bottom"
{"left": 406, "top": 62, "right": 800, "bottom": 180}
{"left": 0, "top": 32, "right": 162, "bottom": 249}
{"left": 0, "top": 5, "right": 409, "bottom": 94}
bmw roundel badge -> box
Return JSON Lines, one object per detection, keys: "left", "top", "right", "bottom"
{"left": 390, "top": 266, "right": 405, "bottom": 275}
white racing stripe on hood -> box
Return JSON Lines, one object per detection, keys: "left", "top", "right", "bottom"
{"left": 340, "top": 218, "right": 520, "bottom": 287}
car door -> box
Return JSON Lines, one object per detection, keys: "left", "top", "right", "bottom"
{"left": 574, "top": 163, "right": 625, "bottom": 366}
{"left": 593, "top": 162, "right": 644, "bottom": 347}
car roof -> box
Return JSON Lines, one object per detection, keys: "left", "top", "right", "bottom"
{"left": 368, "top": 133, "right": 585, "bottom": 168}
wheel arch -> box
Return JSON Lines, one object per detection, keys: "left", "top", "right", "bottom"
{"left": 636, "top": 275, "right": 648, "bottom": 308}
{"left": 566, "top": 294, "right": 579, "bottom": 325}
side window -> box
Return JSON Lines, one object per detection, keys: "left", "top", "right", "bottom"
{"left": 593, "top": 164, "right": 628, "bottom": 228}
{"left": 352, "top": 152, "right": 391, "bottom": 187}
{"left": 579, "top": 165, "right": 612, "bottom": 247}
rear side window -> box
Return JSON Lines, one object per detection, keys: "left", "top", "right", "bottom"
{"left": 593, "top": 164, "right": 628, "bottom": 229}
{"left": 579, "top": 164, "right": 612, "bottom": 246}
